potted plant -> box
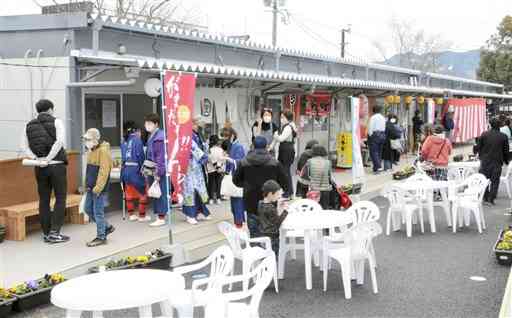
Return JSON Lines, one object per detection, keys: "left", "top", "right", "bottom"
{"left": 494, "top": 228, "right": 512, "bottom": 265}
{"left": 0, "top": 288, "right": 15, "bottom": 317}
{"left": 88, "top": 249, "right": 172, "bottom": 273}
{"left": 10, "top": 273, "right": 65, "bottom": 312}
{"left": 392, "top": 166, "right": 416, "bottom": 180}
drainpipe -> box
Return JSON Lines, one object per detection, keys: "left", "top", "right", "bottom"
{"left": 66, "top": 79, "right": 136, "bottom": 87}
{"left": 92, "top": 22, "right": 103, "bottom": 56}
{"left": 24, "top": 49, "right": 34, "bottom": 118}
{"left": 36, "top": 49, "right": 44, "bottom": 100}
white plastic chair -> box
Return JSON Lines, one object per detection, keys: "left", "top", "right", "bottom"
{"left": 203, "top": 255, "right": 276, "bottom": 318}
{"left": 171, "top": 245, "right": 235, "bottom": 318}
{"left": 448, "top": 167, "right": 475, "bottom": 183}
{"left": 405, "top": 173, "right": 443, "bottom": 233}
{"left": 345, "top": 201, "right": 380, "bottom": 267}
{"left": 322, "top": 222, "right": 382, "bottom": 299}
{"left": 218, "top": 222, "right": 279, "bottom": 293}
{"left": 278, "top": 199, "right": 322, "bottom": 279}
{"left": 451, "top": 173, "right": 489, "bottom": 234}
{"left": 381, "top": 186, "right": 423, "bottom": 237}
{"left": 500, "top": 163, "right": 512, "bottom": 198}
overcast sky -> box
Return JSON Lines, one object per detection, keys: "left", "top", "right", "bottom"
{"left": 3, "top": 0, "right": 511, "bottom": 61}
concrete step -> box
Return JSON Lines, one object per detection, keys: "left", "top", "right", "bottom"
{"left": 184, "top": 233, "right": 227, "bottom": 262}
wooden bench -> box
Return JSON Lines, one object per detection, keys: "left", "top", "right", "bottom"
{"left": 0, "top": 194, "right": 88, "bottom": 241}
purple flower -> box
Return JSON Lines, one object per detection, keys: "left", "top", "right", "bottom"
{"left": 26, "top": 280, "right": 38, "bottom": 290}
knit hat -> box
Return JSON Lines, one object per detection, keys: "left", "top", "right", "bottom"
{"left": 312, "top": 144, "right": 328, "bottom": 157}
{"left": 82, "top": 128, "right": 101, "bottom": 141}
{"left": 253, "top": 136, "right": 268, "bottom": 149}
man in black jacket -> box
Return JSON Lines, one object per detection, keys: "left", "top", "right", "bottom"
{"left": 233, "top": 136, "right": 288, "bottom": 237}
{"left": 24, "top": 99, "right": 69, "bottom": 243}
{"left": 475, "top": 117, "right": 510, "bottom": 205}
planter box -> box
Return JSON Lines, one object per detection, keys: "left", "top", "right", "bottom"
{"left": 341, "top": 183, "right": 362, "bottom": 195}
{"left": 0, "top": 299, "right": 14, "bottom": 317}
{"left": 12, "top": 287, "right": 52, "bottom": 312}
{"left": 392, "top": 173, "right": 413, "bottom": 180}
{"left": 494, "top": 230, "right": 512, "bottom": 266}
{"left": 88, "top": 254, "right": 172, "bottom": 273}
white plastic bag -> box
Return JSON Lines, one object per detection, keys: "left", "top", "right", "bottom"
{"left": 79, "top": 195, "right": 86, "bottom": 214}
{"left": 220, "top": 174, "right": 243, "bottom": 198}
{"left": 148, "top": 180, "right": 162, "bottom": 198}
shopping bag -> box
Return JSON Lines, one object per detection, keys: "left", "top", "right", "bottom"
{"left": 220, "top": 174, "right": 243, "bottom": 198}
{"left": 79, "top": 195, "right": 86, "bottom": 214}
{"left": 148, "top": 180, "right": 162, "bottom": 198}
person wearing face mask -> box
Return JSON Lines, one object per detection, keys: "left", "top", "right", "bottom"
{"left": 221, "top": 127, "right": 247, "bottom": 228}
{"left": 270, "top": 109, "right": 297, "bottom": 198}
{"left": 121, "top": 121, "right": 148, "bottom": 222}
{"left": 82, "top": 128, "right": 115, "bottom": 247}
{"left": 252, "top": 108, "right": 278, "bottom": 148}
{"left": 182, "top": 127, "right": 212, "bottom": 225}
{"left": 24, "top": 99, "right": 70, "bottom": 244}
{"left": 382, "top": 113, "right": 402, "bottom": 172}
{"left": 143, "top": 113, "right": 169, "bottom": 227}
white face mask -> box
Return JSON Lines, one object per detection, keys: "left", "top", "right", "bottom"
{"left": 85, "top": 140, "right": 96, "bottom": 150}
{"left": 145, "top": 123, "right": 156, "bottom": 133}
{"left": 263, "top": 115, "right": 272, "bottom": 123}
{"left": 390, "top": 118, "right": 397, "bottom": 124}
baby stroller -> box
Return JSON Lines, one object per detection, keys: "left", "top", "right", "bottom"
{"left": 329, "top": 180, "right": 352, "bottom": 210}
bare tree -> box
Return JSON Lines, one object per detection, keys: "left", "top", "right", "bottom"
{"left": 375, "top": 18, "right": 452, "bottom": 73}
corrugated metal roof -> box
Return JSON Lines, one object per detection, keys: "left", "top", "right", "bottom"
{"left": 89, "top": 13, "right": 503, "bottom": 89}
{"left": 70, "top": 49, "right": 512, "bottom": 100}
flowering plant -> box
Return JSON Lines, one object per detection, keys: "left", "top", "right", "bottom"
{"left": 8, "top": 273, "right": 65, "bottom": 295}
{"left": 0, "top": 288, "right": 13, "bottom": 300}
{"left": 93, "top": 249, "right": 167, "bottom": 272}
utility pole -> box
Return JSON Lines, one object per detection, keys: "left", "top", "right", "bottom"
{"left": 340, "top": 26, "right": 351, "bottom": 58}
{"left": 272, "top": 0, "right": 278, "bottom": 47}
{"left": 264, "top": 0, "right": 287, "bottom": 48}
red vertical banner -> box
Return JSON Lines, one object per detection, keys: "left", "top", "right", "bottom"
{"left": 162, "top": 71, "right": 196, "bottom": 198}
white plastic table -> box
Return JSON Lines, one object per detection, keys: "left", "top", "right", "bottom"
{"left": 394, "top": 180, "right": 462, "bottom": 232}
{"left": 51, "top": 269, "right": 185, "bottom": 318}
{"left": 280, "top": 211, "right": 354, "bottom": 290}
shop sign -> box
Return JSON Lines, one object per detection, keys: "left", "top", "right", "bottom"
{"left": 162, "top": 71, "right": 196, "bottom": 199}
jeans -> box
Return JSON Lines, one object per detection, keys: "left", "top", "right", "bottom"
{"left": 247, "top": 213, "right": 261, "bottom": 238}
{"left": 148, "top": 176, "right": 170, "bottom": 216}
{"left": 369, "top": 132, "right": 385, "bottom": 172}
{"left": 84, "top": 191, "right": 110, "bottom": 240}
{"left": 35, "top": 164, "right": 67, "bottom": 235}
{"left": 383, "top": 160, "right": 393, "bottom": 171}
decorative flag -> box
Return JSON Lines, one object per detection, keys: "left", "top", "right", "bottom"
{"left": 351, "top": 97, "right": 366, "bottom": 185}
{"left": 163, "top": 71, "right": 196, "bottom": 200}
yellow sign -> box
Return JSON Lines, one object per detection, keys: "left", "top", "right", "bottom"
{"left": 177, "top": 105, "right": 191, "bottom": 124}
{"left": 336, "top": 132, "right": 352, "bottom": 168}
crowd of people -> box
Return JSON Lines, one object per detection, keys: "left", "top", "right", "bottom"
{"left": 25, "top": 97, "right": 512, "bottom": 250}
{"left": 24, "top": 99, "right": 343, "bottom": 249}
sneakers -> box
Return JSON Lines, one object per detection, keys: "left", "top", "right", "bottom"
{"left": 197, "top": 214, "right": 212, "bottom": 221}
{"left": 215, "top": 199, "right": 221, "bottom": 205}
{"left": 186, "top": 217, "right": 198, "bottom": 225}
{"left": 138, "top": 215, "right": 152, "bottom": 222}
{"left": 47, "top": 233, "right": 70, "bottom": 244}
{"left": 106, "top": 225, "right": 115, "bottom": 236}
{"left": 128, "top": 214, "right": 139, "bottom": 221}
{"left": 86, "top": 237, "right": 107, "bottom": 247}
{"left": 150, "top": 218, "right": 166, "bottom": 227}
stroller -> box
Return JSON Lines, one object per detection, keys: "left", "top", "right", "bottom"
{"left": 329, "top": 180, "right": 352, "bottom": 210}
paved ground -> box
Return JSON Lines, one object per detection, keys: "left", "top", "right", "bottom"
{"left": 13, "top": 186, "right": 512, "bottom": 318}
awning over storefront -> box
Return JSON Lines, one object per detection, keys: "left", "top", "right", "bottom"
{"left": 71, "top": 49, "right": 512, "bottom": 100}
